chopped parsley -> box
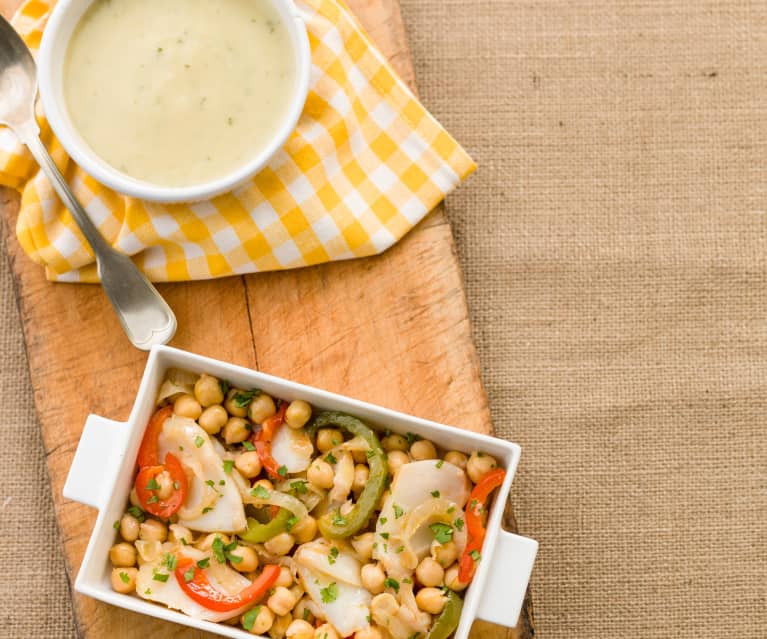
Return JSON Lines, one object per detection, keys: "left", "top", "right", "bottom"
{"left": 320, "top": 582, "right": 339, "bottom": 603}
{"left": 212, "top": 536, "right": 226, "bottom": 563}
{"left": 303, "top": 608, "right": 310, "bottom": 620}
{"left": 145, "top": 477, "right": 161, "bottom": 491}
{"left": 113, "top": 520, "right": 120, "bottom": 530}
{"left": 332, "top": 512, "right": 348, "bottom": 527}
{"left": 152, "top": 571, "right": 169, "bottom": 583}
{"left": 470, "top": 550, "right": 482, "bottom": 562}
{"left": 146, "top": 495, "right": 159, "bottom": 504}
{"left": 393, "top": 504, "right": 404, "bottom": 519}
{"left": 380, "top": 532, "right": 390, "bottom": 540}
{"left": 196, "top": 558, "right": 210, "bottom": 569}
{"left": 219, "top": 379, "right": 230, "bottom": 396}
{"left": 430, "top": 490, "right": 440, "bottom": 498}
{"left": 223, "top": 460, "right": 234, "bottom": 475}
{"left": 128, "top": 506, "right": 146, "bottom": 522}
{"left": 430, "top": 522, "right": 454, "bottom": 544}
{"left": 219, "top": 480, "right": 226, "bottom": 486}
{"left": 290, "top": 480, "right": 308, "bottom": 494}
{"left": 286, "top": 515, "right": 299, "bottom": 531}
{"left": 408, "top": 633, "right": 421, "bottom": 639}
{"left": 183, "top": 565, "right": 196, "bottom": 583}
{"left": 395, "top": 545, "right": 405, "bottom": 553}
{"left": 205, "top": 479, "right": 215, "bottom": 488}
{"left": 384, "top": 577, "right": 400, "bottom": 593}
{"left": 454, "top": 518, "right": 465, "bottom": 531}
{"left": 405, "top": 432, "right": 420, "bottom": 446}
{"left": 201, "top": 506, "right": 213, "bottom": 514}
{"left": 447, "top": 506, "right": 456, "bottom": 514}
{"left": 277, "top": 465, "right": 288, "bottom": 477}
{"left": 242, "top": 440, "right": 256, "bottom": 451}
{"left": 379, "top": 516, "right": 388, "bottom": 525}
{"left": 144, "top": 588, "right": 152, "bottom": 595}
{"left": 251, "top": 485, "right": 270, "bottom": 499}
{"left": 402, "top": 578, "right": 412, "bottom": 584}
{"left": 194, "top": 435, "right": 205, "bottom": 448}
{"left": 118, "top": 571, "right": 130, "bottom": 584}
{"left": 469, "top": 498, "right": 479, "bottom": 512}
{"left": 435, "top": 459, "right": 444, "bottom": 469}
{"left": 242, "top": 606, "right": 260, "bottom": 631}
{"left": 233, "top": 389, "right": 260, "bottom": 408}
{"left": 161, "top": 553, "right": 177, "bottom": 571}
{"left": 366, "top": 450, "right": 375, "bottom": 459}
{"left": 328, "top": 546, "right": 339, "bottom": 565}
{"left": 325, "top": 452, "right": 337, "bottom": 465}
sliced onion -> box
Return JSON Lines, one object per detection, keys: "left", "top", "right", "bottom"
{"left": 400, "top": 497, "right": 466, "bottom": 559}
{"left": 244, "top": 488, "right": 308, "bottom": 521}
{"left": 274, "top": 479, "right": 325, "bottom": 512}
{"left": 295, "top": 539, "right": 363, "bottom": 587}
{"left": 135, "top": 539, "right": 162, "bottom": 564}
{"left": 156, "top": 368, "right": 199, "bottom": 403}
{"left": 329, "top": 451, "right": 354, "bottom": 504}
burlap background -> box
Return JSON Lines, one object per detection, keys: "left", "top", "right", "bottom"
{"left": 1, "top": 0, "right": 766, "bottom": 637}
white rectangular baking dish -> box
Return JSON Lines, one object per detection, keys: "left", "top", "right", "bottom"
{"left": 64, "top": 345, "right": 538, "bottom": 639}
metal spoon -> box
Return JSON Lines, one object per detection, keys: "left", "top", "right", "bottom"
{"left": 0, "top": 15, "right": 176, "bottom": 350}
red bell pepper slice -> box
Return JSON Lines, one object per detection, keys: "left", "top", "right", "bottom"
{"left": 137, "top": 406, "right": 173, "bottom": 468}
{"left": 135, "top": 453, "right": 188, "bottom": 519}
{"left": 251, "top": 402, "right": 287, "bottom": 479}
{"left": 134, "top": 406, "right": 187, "bottom": 518}
{"left": 458, "top": 467, "right": 506, "bottom": 584}
{"left": 175, "top": 558, "right": 280, "bottom": 613}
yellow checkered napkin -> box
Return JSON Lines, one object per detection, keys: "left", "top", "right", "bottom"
{"left": 0, "top": 0, "right": 475, "bottom": 282}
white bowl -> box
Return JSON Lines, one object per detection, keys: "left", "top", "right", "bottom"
{"left": 37, "top": 0, "right": 311, "bottom": 203}
{"left": 64, "top": 345, "right": 538, "bottom": 638}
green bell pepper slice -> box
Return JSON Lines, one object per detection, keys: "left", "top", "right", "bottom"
{"left": 238, "top": 507, "right": 292, "bottom": 543}
{"left": 427, "top": 591, "right": 463, "bottom": 639}
{"left": 308, "top": 411, "right": 388, "bottom": 539}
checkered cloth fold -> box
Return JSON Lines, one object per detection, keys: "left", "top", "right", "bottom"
{"left": 0, "top": 0, "right": 475, "bottom": 282}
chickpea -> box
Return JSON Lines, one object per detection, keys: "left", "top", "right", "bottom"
{"left": 416, "top": 557, "right": 444, "bottom": 587}
{"left": 285, "top": 400, "right": 312, "bottom": 429}
{"left": 410, "top": 439, "right": 437, "bottom": 461}
{"left": 129, "top": 487, "right": 141, "bottom": 508}
{"left": 387, "top": 450, "right": 409, "bottom": 475}
{"left": 194, "top": 374, "right": 224, "bottom": 407}
{"left": 223, "top": 389, "right": 249, "bottom": 417}
{"left": 173, "top": 393, "right": 202, "bottom": 420}
{"left": 235, "top": 451, "right": 263, "bottom": 478}
{"left": 316, "top": 428, "right": 343, "bottom": 453}
{"left": 466, "top": 451, "right": 499, "bottom": 484}
{"left": 267, "top": 586, "right": 299, "bottom": 616}
{"left": 271, "top": 613, "right": 292, "bottom": 639}
{"left": 168, "top": 524, "right": 193, "bottom": 545}
{"left": 109, "top": 542, "right": 137, "bottom": 567}
{"left": 444, "top": 450, "right": 468, "bottom": 469}
{"left": 444, "top": 564, "right": 468, "bottom": 591}
{"left": 314, "top": 624, "right": 340, "bottom": 639}
{"left": 370, "top": 593, "right": 399, "bottom": 617}
{"left": 381, "top": 433, "right": 408, "bottom": 452}
{"left": 119, "top": 513, "right": 140, "bottom": 542}
{"left": 351, "top": 532, "right": 375, "bottom": 560}
{"left": 415, "top": 587, "right": 447, "bottom": 614}
{"left": 352, "top": 464, "right": 369, "bottom": 494}
{"left": 249, "top": 393, "right": 276, "bottom": 423}
{"left": 286, "top": 619, "right": 315, "bottom": 639}
{"left": 223, "top": 416, "right": 250, "bottom": 444}
{"left": 155, "top": 469, "right": 175, "bottom": 500}
{"left": 431, "top": 540, "right": 458, "bottom": 568}
{"left": 264, "top": 532, "right": 295, "bottom": 556}
{"left": 399, "top": 549, "right": 418, "bottom": 571}
{"left": 197, "top": 533, "right": 230, "bottom": 551}
{"left": 230, "top": 545, "right": 259, "bottom": 572}
{"left": 292, "top": 597, "right": 315, "bottom": 625}
{"left": 274, "top": 565, "right": 293, "bottom": 588}
{"left": 360, "top": 562, "right": 385, "bottom": 594}
{"left": 253, "top": 478, "right": 274, "bottom": 493}
{"left": 198, "top": 405, "right": 228, "bottom": 435}
{"left": 307, "top": 459, "right": 334, "bottom": 489}
{"left": 355, "top": 627, "right": 384, "bottom": 639}
{"left": 352, "top": 449, "right": 367, "bottom": 464}
{"left": 110, "top": 567, "right": 138, "bottom": 594}
{"left": 242, "top": 605, "right": 274, "bottom": 635}
{"left": 291, "top": 515, "right": 317, "bottom": 544}
{"left": 139, "top": 519, "right": 167, "bottom": 543}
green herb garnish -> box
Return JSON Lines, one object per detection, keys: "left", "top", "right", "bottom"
{"left": 243, "top": 441, "right": 256, "bottom": 451}
{"left": 119, "top": 571, "right": 130, "bottom": 584}
{"left": 233, "top": 389, "right": 260, "bottom": 408}
{"left": 325, "top": 452, "right": 337, "bottom": 465}
{"left": 393, "top": 504, "right": 404, "bottom": 519}
{"left": 277, "top": 465, "right": 288, "bottom": 477}
{"left": 251, "top": 485, "right": 270, "bottom": 499}
{"left": 196, "top": 558, "right": 210, "bottom": 569}
{"left": 320, "top": 582, "right": 338, "bottom": 603}
{"left": 223, "top": 460, "right": 234, "bottom": 475}
{"left": 470, "top": 549, "right": 482, "bottom": 562}
{"left": 212, "top": 536, "right": 226, "bottom": 563}
{"left": 290, "top": 480, "right": 308, "bottom": 495}
{"left": 436, "top": 459, "right": 444, "bottom": 469}
{"left": 454, "top": 518, "right": 464, "bottom": 531}
{"left": 328, "top": 546, "right": 339, "bottom": 565}
{"left": 183, "top": 565, "right": 195, "bottom": 583}
{"left": 430, "top": 522, "right": 454, "bottom": 544}
{"left": 242, "top": 606, "right": 260, "bottom": 631}
{"left": 384, "top": 577, "right": 400, "bottom": 593}
{"left": 431, "top": 490, "right": 440, "bottom": 498}
{"left": 194, "top": 435, "right": 205, "bottom": 448}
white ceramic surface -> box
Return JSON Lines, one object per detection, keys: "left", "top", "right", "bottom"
{"left": 65, "top": 345, "right": 538, "bottom": 638}
{"left": 37, "top": 0, "right": 311, "bottom": 203}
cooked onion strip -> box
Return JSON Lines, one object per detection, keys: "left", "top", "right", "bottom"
{"left": 244, "top": 488, "right": 309, "bottom": 521}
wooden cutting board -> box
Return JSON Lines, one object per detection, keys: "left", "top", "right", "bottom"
{"left": 0, "top": 1, "right": 534, "bottom": 637}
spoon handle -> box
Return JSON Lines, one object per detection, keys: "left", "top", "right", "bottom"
{"left": 19, "top": 127, "right": 177, "bottom": 350}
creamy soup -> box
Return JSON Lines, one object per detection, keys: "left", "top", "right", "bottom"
{"left": 64, "top": 0, "right": 297, "bottom": 187}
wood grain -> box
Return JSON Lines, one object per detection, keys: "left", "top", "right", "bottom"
{"left": 0, "top": 0, "right": 533, "bottom": 637}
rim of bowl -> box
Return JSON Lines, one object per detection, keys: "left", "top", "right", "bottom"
{"left": 37, "top": 0, "right": 311, "bottom": 203}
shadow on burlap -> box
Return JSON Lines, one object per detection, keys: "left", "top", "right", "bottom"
{"left": 399, "top": 0, "right": 767, "bottom": 637}
{"left": 0, "top": 1, "right": 766, "bottom": 638}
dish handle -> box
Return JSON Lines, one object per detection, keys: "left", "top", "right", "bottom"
{"left": 63, "top": 414, "right": 129, "bottom": 510}
{"left": 476, "top": 530, "right": 538, "bottom": 628}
